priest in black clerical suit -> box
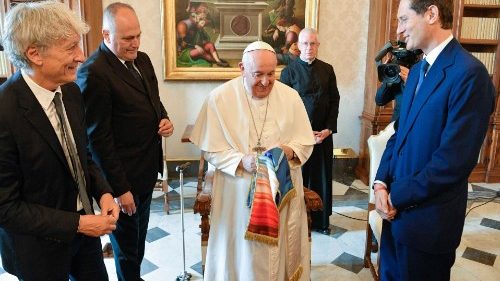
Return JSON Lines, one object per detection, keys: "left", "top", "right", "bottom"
{"left": 281, "top": 28, "right": 340, "bottom": 234}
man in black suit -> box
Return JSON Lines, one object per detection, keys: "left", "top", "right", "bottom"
{"left": 0, "top": 2, "right": 120, "bottom": 281}
{"left": 76, "top": 2, "right": 173, "bottom": 280}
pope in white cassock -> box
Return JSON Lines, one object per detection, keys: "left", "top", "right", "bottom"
{"left": 190, "top": 41, "right": 316, "bottom": 281}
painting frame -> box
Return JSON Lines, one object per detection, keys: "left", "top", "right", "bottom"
{"left": 162, "top": 0, "right": 319, "bottom": 80}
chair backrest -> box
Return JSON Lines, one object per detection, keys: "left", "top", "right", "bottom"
{"left": 367, "top": 121, "right": 395, "bottom": 204}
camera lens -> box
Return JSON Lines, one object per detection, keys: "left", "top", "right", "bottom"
{"left": 384, "top": 66, "right": 399, "bottom": 78}
{"left": 381, "top": 64, "right": 401, "bottom": 84}
{"left": 377, "top": 63, "right": 401, "bottom": 84}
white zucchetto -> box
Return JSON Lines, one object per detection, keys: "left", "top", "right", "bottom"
{"left": 243, "top": 41, "right": 276, "bottom": 54}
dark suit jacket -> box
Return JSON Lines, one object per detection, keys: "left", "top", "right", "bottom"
{"left": 376, "top": 39, "right": 495, "bottom": 254}
{"left": 280, "top": 58, "right": 340, "bottom": 133}
{"left": 375, "top": 80, "right": 404, "bottom": 122}
{"left": 76, "top": 43, "right": 168, "bottom": 196}
{"left": 0, "top": 72, "right": 112, "bottom": 280}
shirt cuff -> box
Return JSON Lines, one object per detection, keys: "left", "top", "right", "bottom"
{"left": 373, "top": 180, "right": 387, "bottom": 189}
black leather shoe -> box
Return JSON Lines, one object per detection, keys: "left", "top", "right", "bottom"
{"left": 313, "top": 227, "right": 330, "bottom": 235}
{"left": 320, "top": 228, "right": 331, "bottom": 235}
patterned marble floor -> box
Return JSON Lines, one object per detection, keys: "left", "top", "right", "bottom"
{"left": 0, "top": 179, "right": 499, "bottom": 281}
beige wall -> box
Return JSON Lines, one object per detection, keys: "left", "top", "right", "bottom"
{"left": 318, "top": 0, "right": 369, "bottom": 153}
{"left": 101, "top": 0, "right": 370, "bottom": 159}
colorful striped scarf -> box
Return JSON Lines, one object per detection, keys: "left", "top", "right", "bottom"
{"left": 245, "top": 147, "right": 296, "bottom": 245}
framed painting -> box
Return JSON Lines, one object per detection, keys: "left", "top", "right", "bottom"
{"left": 162, "top": 0, "right": 319, "bottom": 80}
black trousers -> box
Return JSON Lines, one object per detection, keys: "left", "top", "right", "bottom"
{"left": 17, "top": 234, "right": 108, "bottom": 281}
{"left": 68, "top": 233, "right": 109, "bottom": 281}
{"left": 110, "top": 190, "right": 153, "bottom": 281}
{"left": 379, "top": 220, "right": 456, "bottom": 281}
{"left": 302, "top": 139, "right": 333, "bottom": 230}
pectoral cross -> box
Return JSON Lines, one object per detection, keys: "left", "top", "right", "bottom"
{"left": 252, "top": 141, "right": 266, "bottom": 154}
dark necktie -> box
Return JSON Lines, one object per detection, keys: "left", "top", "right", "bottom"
{"left": 125, "top": 60, "right": 142, "bottom": 83}
{"left": 53, "top": 93, "right": 93, "bottom": 214}
{"left": 415, "top": 59, "right": 429, "bottom": 95}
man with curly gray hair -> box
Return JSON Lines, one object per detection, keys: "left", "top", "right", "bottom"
{"left": 0, "top": 1, "right": 120, "bottom": 280}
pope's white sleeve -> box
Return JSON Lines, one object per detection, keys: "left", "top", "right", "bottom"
{"left": 204, "top": 149, "right": 245, "bottom": 177}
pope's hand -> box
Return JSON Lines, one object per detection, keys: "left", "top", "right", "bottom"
{"left": 241, "top": 154, "right": 256, "bottom": 173}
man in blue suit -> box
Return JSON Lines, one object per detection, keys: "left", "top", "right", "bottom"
{"left": 374, "top": 0, "right": 495, "bottom": 280}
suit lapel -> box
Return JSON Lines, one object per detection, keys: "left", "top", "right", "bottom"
{"left": 135, "top": 57, "right": 162, "bottom": 120}
{"left": 398, "top": 65, "right": 419, "bottom": 131}
{"left": 15, "top": 73, "right": 71, "bottom": 171}
{"left": 100, "top": 42, "right": 161, "bottom": 121}
{"left": 395, "top": 40, "right": 457, "bottom": 153}
{"left": 100, "top": 43, "right": 146, "bottom": 94}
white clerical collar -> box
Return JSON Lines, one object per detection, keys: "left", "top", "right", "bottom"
{"left": 21, "top": 69, "right": 62, "bottom": 111}
{"left": 300, "top": 57, "right": 316, "bottom": 65}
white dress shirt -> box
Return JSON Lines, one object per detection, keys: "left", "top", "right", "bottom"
{"left": 21, "top": 70, "right": 83, "bottom": 211}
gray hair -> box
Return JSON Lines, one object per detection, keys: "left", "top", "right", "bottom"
{"left": 103, "top": 2, "right": 136, "bottom": 33}
{"left": 2, "top": 1, "right": 89, "bottom": 70}
{"left": 299, "top": 27, "right": 318, "bottom": 40}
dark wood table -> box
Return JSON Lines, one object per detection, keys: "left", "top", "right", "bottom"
{"left": 181, "top": 124, "right": 193, "bottom": 143}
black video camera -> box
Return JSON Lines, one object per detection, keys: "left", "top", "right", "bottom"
{"left": 375, "top": 40, "right": 422, "bottom": 84}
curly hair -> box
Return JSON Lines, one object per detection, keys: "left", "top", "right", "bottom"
{"left": 2, "top": 1, "right": 89, "bottom": 70}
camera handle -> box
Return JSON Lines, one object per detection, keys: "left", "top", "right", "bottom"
{"left": 375, "top": 41, "right": 394, "bottom": 64}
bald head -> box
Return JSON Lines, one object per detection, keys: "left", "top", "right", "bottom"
{"left": 103, "top": 2, "right": 135, "bottom": 33}
{"left": 102, "top": 2, "right": 141, "bottom": 61}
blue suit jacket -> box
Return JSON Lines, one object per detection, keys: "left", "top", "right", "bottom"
{"left": 375, "top": 39, "right": 495, "bottom": 254}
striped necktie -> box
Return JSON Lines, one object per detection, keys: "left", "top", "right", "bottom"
{"left": 53, "top": 92, "right": 93, "bottom": 214}
{"left": 125, "top": 60, "right": 142, "bottom": 83}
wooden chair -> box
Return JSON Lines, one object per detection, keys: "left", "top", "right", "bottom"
{"left": 181, "top": 125, "right": 324, "bottom": 272}
{"left": 363, "top": 121, "right": 395, "bottom": 280}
